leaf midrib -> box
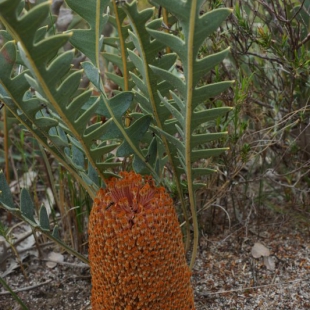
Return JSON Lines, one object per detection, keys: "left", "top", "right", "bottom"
{"left": 186, "top": 0, "right": 198, "bottom": 268}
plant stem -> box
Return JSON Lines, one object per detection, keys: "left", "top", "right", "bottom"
{"left": 0, "top": 276, "right": 29, "bottom": 310}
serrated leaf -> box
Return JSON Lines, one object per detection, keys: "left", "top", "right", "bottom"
{"left": 192, "top": 81, "right": 234, "bottom": 108}
{"left": 34, "top": 117, "right": 58, "bottom": 129}
{"left": 147, "top": 0, "right": 233, "bottom": 267}
{"left": 103, "top": 53, "right": 135, "bottom": 72}
{"left": 122, "top": 2, "right": 185, "bottom": 180}
{"left": 192, "top": 168, "right": 217, "bottom": 178}
{"left": 149, "top": 65, "right": 186, "bottom": 97}
{"left": 191, "top": 132, "right": 228, "bottom": 148}
{"left": 193, "top": 48, "right": 231, "bottom": 85}
{"left": 251, "top": 242, "right": 270, "bottom": 258}
{"left": 82, "top": 61, "right": 101, "bottom": 89}
{"left": 192, "top": 107, "right": 232, "bottom": 126}
{"left": 65, "top": 0, "right": 110, "bottom": 66}
{"left": 116, "top": 115, "right": 152, "bottom": 157}
{"left": 0, "top": 1, "right": 119, "bottom": 193}
{"left": 191, "top": 148, "right": 228, "bottom": 162}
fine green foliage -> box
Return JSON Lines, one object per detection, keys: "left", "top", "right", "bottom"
{"left": 218, "top": 0, "right": 310, "bottom": 224}
{"left": 0, "top": 0, "right": 232, "bottom": 268}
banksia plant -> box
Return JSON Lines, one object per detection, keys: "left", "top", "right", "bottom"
{"left": 0, "top": 0, "right": 233, "bottom": 267}
{"left": 0, "top": 0, "right": 232, "bottom": 305}
{"left": 88, "top": 171, "right": 195, "bottom": 309}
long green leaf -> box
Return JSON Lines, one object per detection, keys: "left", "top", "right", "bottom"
{"left": 0, "top": 0, "right": 121, "bottom": 188}
{"left": 82, "top": 60, "right": 159, "bottom": 179}
{"left": 148, "top": 0, "right": 233, "bottom": 267}
{"left": 0, "top": 41, "right": 98, "bottom": 198}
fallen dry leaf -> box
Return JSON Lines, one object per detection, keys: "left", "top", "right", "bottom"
{"left": 264, "top": 255, "right": 276, "bottom": 271}
{"left": 251, "top": 242, "right": 270, "bottom": 258}
{"left": 46, "top": 251, "right": 64, "bottom": 269}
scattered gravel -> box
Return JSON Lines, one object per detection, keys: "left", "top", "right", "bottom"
{"left": 1, "top": 216, "right": 309, "bottom": 309}
{"left": 193, "top": 220, "right": 310, "bottom": 309}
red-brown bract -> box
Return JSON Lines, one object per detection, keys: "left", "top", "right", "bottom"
{"left": 88, "top": 171, "right": 195, "bottom": 309}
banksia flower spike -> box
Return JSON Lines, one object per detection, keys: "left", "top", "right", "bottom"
{"left": 88, "top": 171, "right": 195, "bottom": 309}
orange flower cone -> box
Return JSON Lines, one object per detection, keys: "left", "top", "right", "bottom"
{"left": 88, "top": 171, "right": 195, "bottom": 309}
